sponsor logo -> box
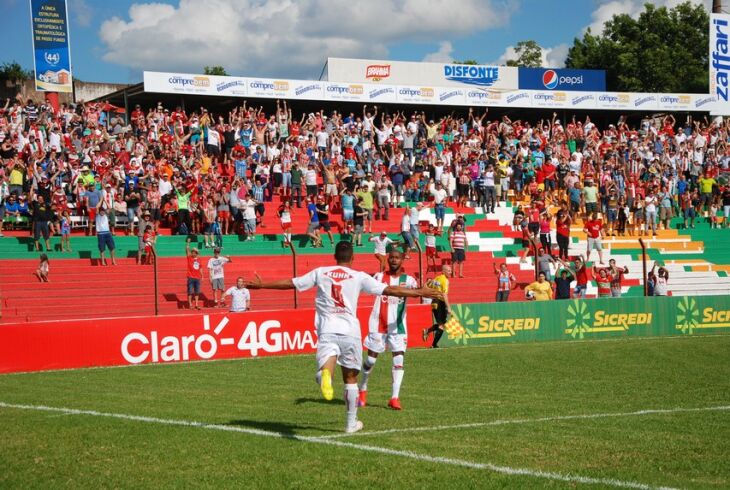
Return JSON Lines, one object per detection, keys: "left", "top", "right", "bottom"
{"left": 660, "top": 95, "right": 690, "bottom": 105}
{"left": 294, "top": 84, "right": 321, "bottom": 96}
{"left": 249, "top": 80, "right": 289, "bottom": 91}
{"left": 467, "top": 90, "right": 490, "bottom": 100}
{"left": 327, "top": 84, "right": 363, "bottom": 95}
{"left": 216, "top": 80, "right": 246, "bottom": 93}
{"left": 369, "top": 87, "right": 395, "bottom": 99}
{"left": 634, "top": 96, "right": 656, "bottom": 107}
{"left": 533, "top": 91, "right": 567, "bottom": 102}
{"left": 439, "top": 90, "right": 463, "bottom": 102}
{"left": 571, "top": 94, "right": 595, "bottom": 106}
{"left": 695, "top": 96, "right": 715, "bottom": 108}
{"left": 443, "top": 305, "right": 540, "bottom": 343}
{"left": 711, "top": 17, "right": 730, "bottom": 103}
{"left": 565, "top": 300, "right": 652, "bottom": 339}
{"left": 444, "top": 64, "right": 500, "bottom": 87}
{"left": 168, "top": 75, "right": 211, "bottom": 88}
{"left": 324, "top": 268, "right": 353, "bottom": 282}
{"left": 44, "top": 52, "right": 60, "bottom": 66}
{"left": 120, "top": 316, "right": 317, "bottom": 364}
{"left": 543, "top": 70, "right": 558, "bottom": 89}
{"left": 398, "top": 87, "right": 434, "bottom": 98}
{"left": 366, "top": 64, "right": 391, "bottom": 81}
{"left": 506, "top": 92, "right": 530, "bottom": 104}
{"left": 598, "top": 93, "right": 630, "bottom": 104}
{"left": 675, "top": 298, "right": 730, "bottom": 335}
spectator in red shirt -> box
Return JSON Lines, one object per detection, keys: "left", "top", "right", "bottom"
{"left": 572, "top": 255, "right": 589, "bottom": 298}
{"left": 185, "top": 237, "right": 203, "bottom": 310}
{"left": 607, "top": 259, "right": 629, "bottom": 298}
{"left": 583, "top": 212, "right": 605, "bottom": 264}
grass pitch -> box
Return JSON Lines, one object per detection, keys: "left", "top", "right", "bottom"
{"left": 1, "top": 335, "right": 729, "bottom": 489}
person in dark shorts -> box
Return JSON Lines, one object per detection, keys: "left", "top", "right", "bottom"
{"left": 315, "top": 196, "right": 335, "bottom": 246}
{"left": 185, "top": 237, "right": 203, "bottom": 309}
{"left": 422, "top": 265, "right": 452, "bottom": 348}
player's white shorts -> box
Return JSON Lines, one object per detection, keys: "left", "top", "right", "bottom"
{"left": 316, "top": 334, "right": 362, "bottom": 370}
{"left": 364, "top": 332, "right": 407, "bottom": 354}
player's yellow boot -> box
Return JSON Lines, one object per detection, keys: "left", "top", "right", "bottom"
{"left": 320, "top": 368, "right": 334, "bottom": 401}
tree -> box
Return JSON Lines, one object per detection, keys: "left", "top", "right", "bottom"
{"left": 452, "top": 60, "right": 479, "bottom": 65}
{"left": 505, "top": 40, "right": 543, "bottom": 68}
{"left": 565, "top": 1, "right": 708, "bottom": 93}
{"left": 204, "top": 66, "right": 228, "bottom": 76}
{"left": 0, "top": 61, "right": 33, "bottom": 84}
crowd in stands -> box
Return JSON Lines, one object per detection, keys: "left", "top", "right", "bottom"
{"left": 1, "top": 92, "right": 729, "bottom": 298}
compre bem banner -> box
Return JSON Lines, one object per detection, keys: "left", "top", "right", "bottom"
{"left": 0, "top": 305, "right": 432, "bottom": 374}
{"left": 327, "top": 57, "right": 520, "bottom": 90}
{"left": 30, "top": 0, "right": 72, "bottom": 93}
{"left": 143, "top": 71, "right": 714, "bottom": 112}
{"left": 441, "top": 296, "right": 730, "bottom": 347}
{"left": 710, "top": 12, "right": 730, "bottom": 115}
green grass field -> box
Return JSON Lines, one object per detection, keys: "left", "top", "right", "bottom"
{"left": 1, "top": 335, "right": 729, "bottom": 489}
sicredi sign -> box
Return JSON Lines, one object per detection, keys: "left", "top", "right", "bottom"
{"left": 710, "top": 13, "right": 730, "bottom": 115}
{"left": 518, "top": 68, "right": 606, "bottom": 92}
{"left": 327, "top": 57, "right": 519, "bottom": 90}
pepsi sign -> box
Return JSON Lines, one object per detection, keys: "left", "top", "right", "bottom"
{"left": 519, "top": 68, "right": 605, "bottom": 92}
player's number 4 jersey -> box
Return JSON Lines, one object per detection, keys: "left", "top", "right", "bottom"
{"left": 368, "top": 272, "right": 418, "bottom": 335}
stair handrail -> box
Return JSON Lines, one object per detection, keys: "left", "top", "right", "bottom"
{"left": 149, "top": 245, "right": 159, "bottom": 316}
{"left": 286, "top": 238, "right": 298, "bottom": 308}
{"left": 639, "top": 238, "right": 648, "bottom": 297}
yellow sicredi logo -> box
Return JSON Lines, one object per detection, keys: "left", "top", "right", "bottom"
{"left": 565, "top": 300, "right": 652, "bottom": 339}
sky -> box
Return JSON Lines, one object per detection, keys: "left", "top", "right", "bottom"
{"left": 0, "top": 0, "right": 712, "bottom": 84}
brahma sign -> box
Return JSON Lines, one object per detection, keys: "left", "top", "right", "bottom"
{"left": 0, "top": 306, "right": 432, "bottom": 373}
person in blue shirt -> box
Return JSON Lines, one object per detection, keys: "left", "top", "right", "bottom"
{"left": 306, "top": 196, "right": 321, "bottom": 247}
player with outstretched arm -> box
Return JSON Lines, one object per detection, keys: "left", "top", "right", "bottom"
{"left": 244, "top": 241, "right": 442, "bottom": 433}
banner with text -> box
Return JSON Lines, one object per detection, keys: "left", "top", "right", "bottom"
{"left": 710, "top": 13, "right": 730, "bottom": 115}
{"left": 0, "top": 305, "right": 432, "bottom": 374}
{"left": 143, "top": 71, "right": 714, "bottom": 112}
{"left": 30, "top": 0, "right": 72, "bottom": 93}
{"left": 441, "top": 296, "right": 730, "bottom": 347}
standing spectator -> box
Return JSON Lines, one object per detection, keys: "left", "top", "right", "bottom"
{"left": 644, "top": 189, "right": 658, "bottom": 236}
{"left": 278, "top": 200, "right": 293, "bottom": 246}
{"left": 95, "top": 207, "right": 116, "bottom": 266}
{"left": 59, "top": 210, "right": 72, "bottom": 252}
{"left": 608, "top": 259, "right": 629, "bottom": 298}
{"left": 369, "top": 231, "right": 396, "bottom": 272}
{"left": 185, "top": 237, "right": 203, "bottom": 310}
{"left": 375, "top": 175, "right": 392, "bottom": 221}
{"left": 306, "top": 196, "right": 322, "bottom": 247}
{"left": 208, "top": 247, "right": 232, "bottom": 308}
{"left": 30, "top": 194, "right": 53, "bottom": 252}
{"left": 424, "top": 223, "right": 440, "bottom": 272}
{"left": 722, "top": 186, "right": 730, "bottom": 228}
{"left": 555, "top": 210, "right": 572, "bottom": 260}
{"left": 493, "top": 262, "right": 516, "bottom": 302}
{"left": 449, "top": 222, "right": 467, "bottom": 278}
{"left": 536, "top": 247, "right": 556, "bottom": 281}
{"left": 648, "top": 262, "right": 669, "bottom": 296}
{"left": 352, "top": 197, "right": 366, "bottom": 247}
{"left": 142, "top": 225, "right": 156, "bottom": 265}
{"left": 593, "top": 265, "right": 613, "bottom": 299}
{"left": 431, "top": 181, "right": 448, "bottom": 232}
{"left": 136, "top": 210, "right": 153, "bottom": 264}
{"left": 582, "top": 180, "right": 599, "bottom": 219}
{"left": 553, "top": 262, "right": 574, "bottom": 300}
{"left": 223, "top": 277, "right": 250, "bottom": 313}
{"left": 572, "top": 256, "right": 589, "bottom": 298}
{"left": 538, "top": 211, "right": 553, "bottom": 255}
{"left": 83, "top": 183, "right": 101, "bottom": 236}
{"left": 525, "top": 272, "right": 553, "bottom": 301}
{"left": 0, "top": 176, "right": 9, "bottom": 237}
{"left": 583, "top": 212, "right": 605, "bottom": 264}
{"left": 400, "top": 207, "right": 415, "bottom": 258}
{"left": 315, "top": 196, "right": 335, "bottom": 246}
{"left": 241, "top": 193, "right": 257, "bottom": 241}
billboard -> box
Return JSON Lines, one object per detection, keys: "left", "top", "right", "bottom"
{"left": 327, "top": 57, "right": 519, "bottom": 90}
{"left": 0, "top": 306, "right": 432, "bottom": 374}
{"left": 709, "top": 13, "right": 730, "bottom": 115}
{"left": 29, "top": 0, "right": 72, "bottom": 93}
{"left": 143, "top": 71, "right": 713, "bottom": 113}
{"left": 518, "top": 68, "right": 606, "bottom": 92}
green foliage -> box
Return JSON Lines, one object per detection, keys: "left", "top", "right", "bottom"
{"left": 452, "top": 59, "right": 479, "bottom": 65}
{"left": 505, "top": 40, "right": 543, "bottom": 68}
{"left": 0, "top": 61, "right": 33, "bottom": 83}
{"left": 203, "top": 65, "right": 228, "bottom": 76}
{"left": 565, "top": 1, "right": 709, "bottom": 92}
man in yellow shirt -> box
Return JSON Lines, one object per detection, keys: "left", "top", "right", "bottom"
{"left": 8, "top": 161, "right": 26, "bottom": 195}
{"left": 422, "top": 264, "right": 451, "bottom": 348}
{"left": 698, "top": 172, "right": 716, "bottom": 211}
{"left": 525, "top": 272, "right": 553, "bottom": 301}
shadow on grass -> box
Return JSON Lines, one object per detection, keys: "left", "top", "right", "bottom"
{"left": 227, "top": 418, "right": 340, "bottom": 435}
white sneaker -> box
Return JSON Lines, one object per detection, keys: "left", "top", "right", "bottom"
{"left": 345, "top": 420, "right": 363, "bottom": 434}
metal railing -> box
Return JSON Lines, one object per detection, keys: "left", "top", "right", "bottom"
{"left": 414, "top": 237, "right": 424, "bottom": 288}
{"left": 149, "top": 245, "right": 159, "bottom": 315}
{"left": 639, "top": 238, "right": 648, "bottom": 297}
{"left": 285, "top": 238, "right": 298, "bottom": 308}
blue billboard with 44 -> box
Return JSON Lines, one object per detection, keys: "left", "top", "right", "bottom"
{"left": 30, "top": 0, "right": 72, "bottom": 93}
{"left": 519, "top": 68, "right": 605, "bottom": 92}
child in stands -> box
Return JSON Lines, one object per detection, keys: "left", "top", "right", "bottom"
{"left": 60, "top": 210, "right": 72, "bottom": 252}
{"left": 142, "top": 225, "right": 156, "bottom": 265}
{"left": 35, "top": 253, "right": 49, "bottom": 282}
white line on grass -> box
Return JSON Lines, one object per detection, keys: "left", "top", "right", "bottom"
{"left": 0, "top": 401, "right": 678, "bottom": 490}
{"left": 317, "top": 404, "right": 730, "bottom": 439}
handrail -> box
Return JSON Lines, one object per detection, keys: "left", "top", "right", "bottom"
{"left": 286, "top": 238, "right": 298, "bottom": 308}
{"left": 413, "top": 235, "right": 424, "bottom": 288}
{"left": 149, "top": 244, "right": 159, "bottom": 316}
{"left": 530, "top": 236, "right": 539, "bottom": 280}
{"left": 639, "top": 238, "right": 648, "bottom": 297}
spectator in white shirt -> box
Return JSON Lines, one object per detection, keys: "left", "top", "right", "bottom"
{"left": 223, "top": 277, "right": 250, "bottom": 312}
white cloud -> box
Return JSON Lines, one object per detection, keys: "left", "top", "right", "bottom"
{"left": 422, "top": 42, "right": 454, "bottom": 63}
{"left": 69, "top": 0, "right": 93, "bottom": 27}
{"left": 99, "top": 0, "right": 515, "bottom": 79}
{"left": 586, "top": 0, "right": 711, "bottom": 34}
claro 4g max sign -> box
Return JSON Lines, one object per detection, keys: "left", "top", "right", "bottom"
{"left": 0, "top": 306, "right": 433, "bottom": 373}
